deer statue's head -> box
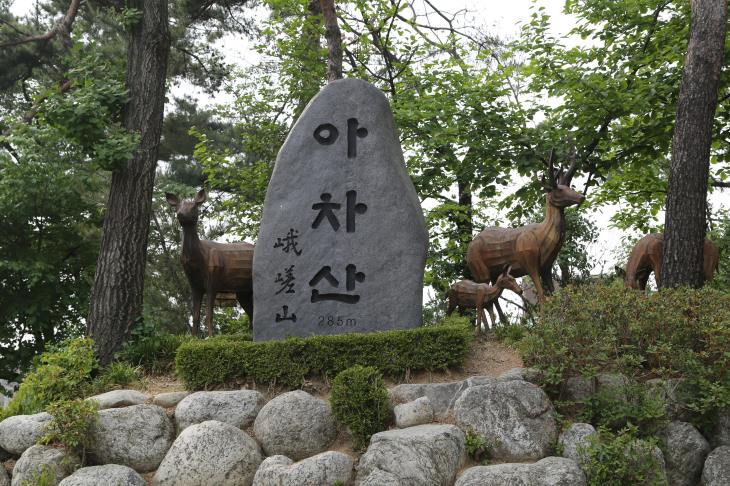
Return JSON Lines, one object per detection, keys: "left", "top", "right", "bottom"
{"left": 541, "top": 149, "right": 586, "bottom": 208}
{"left": 495, "top": 265, "right": 523, "bottom": 295}
{"left": 166, "top": 189, "right": 206, "bottom": 227}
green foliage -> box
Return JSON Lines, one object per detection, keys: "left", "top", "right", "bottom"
{"left": 518, "top": 284, "right": 730, "bottom": 427}
{"left": 176, "top": 323, "right": 473, "bottom": 389}
{"left": 2, "top": 338, "right": 96, "bottom": 419}
{"left": 89, "top": 362, "right": 140, "bottom": 395}
{"left": 464, "top": 429, "right": 490, "bottom": 464}
{"left": 330, "top": 365, "right": 390, "bottom": 450}
{"left": 578, "top": 383, "right": 666, "bottom": 435}
{"left": 581, "top": 427, "right": 666, "bottom": 486}
{"left": 118, "top": 321, "right": 192, "bottom": 374}
{"left": 40, "top": 399, "right": 98, "bottom": 462}
{"left": 20, "top": 464, "right": 59, "bottom": 486}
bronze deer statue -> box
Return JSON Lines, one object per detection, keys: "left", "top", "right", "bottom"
{"left": 466, "top": 153, "right": 584, "bottom": 319}
{"left": 622, "top": 233, "right": 719, "bottom": 290}
{"left": 447, "top": 265, "right": 523, "bottom": 332}
{"left": 166, "top": 189, "right": 254, "bottom": 337}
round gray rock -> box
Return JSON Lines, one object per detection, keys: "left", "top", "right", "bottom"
{"left": 153, "top": 420, "right": 263, "bottom": 486}
{"left": 253, "top": 390, "right": 337, "bottom": 461}
{"left": 253, "top": 451, "right": 353, "bottom": 486}
{"left": 454, "top": 380, "right": 558, "bottom": 461}
{"left": 394, "top": 396, "right": 433, "bottom": 428}
{"left": 660, "top": 421, "right": 710, "bottom": 486}
{"left": 499, "top": 367, "right": 544, "bottom": 384}
{"left": 175, "top": 390, "right": 264, "bottom": 431}
{"left": 455, "top": 457, "right": 586, "bottom": 486}
{"left": 87, "top": 390, "right": 147, "bottom": 410}
{"left": 559, "top": 423, "right": 597, "bottom": 464}
{"left": 355, "top": 424, "right": 465, "bottom": 486}
{"left": 702, "top": 446, "right": 730, "bottom": 486}
{"left": 0, "top": 412, "right": 51, "bottom": 455}
{"left": 11, "top": 445, "right": 77, "bottom": 486}
{"left": 90, "top": 404, "right": 173, "bottom": 473}
{"left": 152, "top": 392, "right": 189, "bottom": 408}
{"left": 58, "top": 465, "right": 145, "bottom": 486}
{"left": 389, "top": 377, "right": 496, "bottom": 420}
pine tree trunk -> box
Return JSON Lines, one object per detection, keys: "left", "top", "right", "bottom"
{"left": 661, "top": 0, "right": 726, "bottom": 289}
{"left": 87, "top": 0, "right": 170, "bottom": 364}
{"left": 320, "top": 0, "right": 343, "bottom": 82}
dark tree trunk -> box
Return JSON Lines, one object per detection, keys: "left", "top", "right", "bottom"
{"left": 87, "top": 0, "right": 170, "bottom": 364}
{"left": 320, "top": 0, "right": 343, "bottom": 82}
{"left": 661, "top": 0, "right": 726, "bottom": 289}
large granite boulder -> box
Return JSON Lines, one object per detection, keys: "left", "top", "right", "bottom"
{"left": 389, "top": 376, "right": 495, "bottom": 420}
{"left": 499, "top": 367, "right": 544, "bottom": 384}
{"left": 0, "top": 412, "right": 52, "bottom": 455}
{"left": 394, "top": 396, "right": 433, "bottom": 428}
{"left": 174, "top": 390, "right": 264, "bottom": 431}
{"left": 58, "top": 465, "right": 145, "bottom": 486}
{"left": 560, "top": 375, "right": 595, "bottom": 403}
{"left": 253, "top": 390, "right": 337, "bottom": 460}
{"left": 660, "top": 421, "right": 710, "bottom": 486}
{"left": 87, "top": 390, "right": 147, "bottom": 410}
{"left": 153, "top": 421, "right": 262, "bottom": 486}
{"left": 253, "top": 78, "right": 428, "bottom": 341}
{"left": 90, "top": 404, "right": 173, "bottom": 473}
{"left": 702, "top": 446, "right": 730, "bottom": 486}
{"left": 253, "top": 451, "right": 353, "bottom": 486}
{"left": 454, "top": 380, "right": 558, "bottom": 461}
{"left": 355, "top": 424, "right": 465, "bottom": 486}
{"left": 455, "top": 457, "right": 586, "bottom": 486}
{"left": 558, "top": 423, "right": 597, "bottom": 464}
{"left": 152, "top": 392, "right": 189, "bottom": 408}
{"left": 11, "top": 445, "right": 77, "bottom": 486}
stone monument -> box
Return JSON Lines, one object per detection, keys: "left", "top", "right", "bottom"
{"left": 253, "top": 78, "right": 428, "bottom": 341}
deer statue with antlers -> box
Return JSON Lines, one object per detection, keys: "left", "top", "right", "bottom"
{"left": 466, "top": 151, "right": 585, "bottom": 319}
{"left": 166, "top": 189, "right": 254, "bottom": 337}
{"left": 621, "top": 233, "right": 719, "bottom": 290}
{"left": 447, "top": 265, "right": 523, "bottom": 332}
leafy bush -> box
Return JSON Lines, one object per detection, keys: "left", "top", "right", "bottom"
{"left": 464, "top": 429, "right": 490, "bottom": 464}
{"left": 581, "top": 427, "right": 666, "bottom": 486}
{"left": 89, "top": 362, "right": 140, "bottom": 395}
{"left": 577, "top": 382, "right": 666, "bottom": 435}
{"left": 1, "top": 338, "right": 96, "bottom": 419}
{"left": 176, "top": 323, "right": 473, "bottom": 389}
{"left": 118, "top": 321, "right": 192, "bottom": 374}
{"left": 330, "top": 366, "right": 390, "bottom": 450}
{"left": 40, "top": 399, "right": 98, "bottom": 463}
{"left": 518, "top": 285, "right": 730, "bottom": 426}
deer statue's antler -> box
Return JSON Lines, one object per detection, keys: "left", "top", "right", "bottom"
{"left": 540, "top": 149, "right": 557, "bottom": 190}
{"left": 558, "top": 143, "right": 579, "bottom": 186}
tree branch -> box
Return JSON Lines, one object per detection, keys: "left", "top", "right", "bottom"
{"left": 0, "top": 0, "right": 81, "bottom": 48}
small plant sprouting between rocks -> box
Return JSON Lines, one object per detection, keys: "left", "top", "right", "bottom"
{"left": 464, "top": 429, "right": 490, "bottom": 464}
{"left": 21, "top": 464, "right": 58, "bottom": 486}
{"left": 40, "top": 398, "right": 99, "bottom": 464}
{"left": 330, "top": 365, "right": 391, "bottom": 451}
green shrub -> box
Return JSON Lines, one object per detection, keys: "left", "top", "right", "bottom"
{"left": 577, "top": 382, "right": 666, "bottom": 435}
{"left": 89, "top": 362, "right": 140, "bottom": 395}
{"left": 118, "top": 321, "right": 192, "bottom": 374}
{"left": 2, "top": 338, "right": 96, "bottom": 419}
{"left": 330, "top": 365, "right": 390, "bottom": 450}
{"left": 581, "top": 427, "right": 666, "bottom": 486}
{"left": 517, "top": 285, "right": 730, "bottom": 427}
{"left": 40, "top": 398, "right": 98, "bottom": 463}
{"left": 176, "top": 323, "right": 473, "bottom": 389}
{"left": 464, "top": 429, "right": 490, "bottom": 464}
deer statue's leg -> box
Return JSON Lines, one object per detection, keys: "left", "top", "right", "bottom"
{"left": 528, "top": 268, "right": 546, "bottom": 302}
{"left": 237, "top": 291, "right": 254, "bottom": 326}
{"left": 475, "top": 301, "right": 484, "bottom": 334}
{"left": 540, "top": 267, "right": 554, "bottom": 294}
{"left": 191, "top": 289, "right": 202, "bottom": 337}
{"left": 486, "top": 303, "right": 497, "bottom": 329}
{"left": 205, "top": 288, "right": 216, "bottom": 337}
{"left": 446, "top": 292, "right": 457, "bottom": 316}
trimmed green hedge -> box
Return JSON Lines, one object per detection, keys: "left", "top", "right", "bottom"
{"left": 176, "top": 323, "right": 473, "bottom": 389}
